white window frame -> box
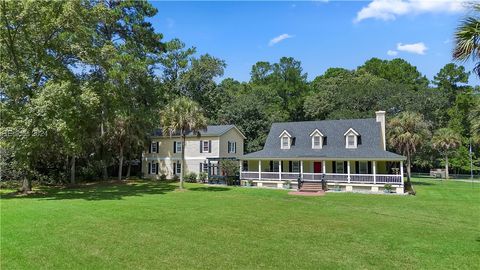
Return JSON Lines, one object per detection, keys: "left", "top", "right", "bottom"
{"left": 176, "top": 141, "right": 182, "bottom": 153}
{"left": 312, "top": 135, "right": 322, "bottom": 149}
{"left": 336, "top": 161, "right": 344, "bottom": 174}
{"left": 151, "top": 162, "right": 157, "bottom": 174}
{"left": 279, "top": 130, "right": 292, "bottom": 150}
{"left": 359, "top": 161, "right": 368, "bottom": 174}
{"left": 228, "top": 141, "right": 236, "bottom": 153}
{"left": 200, "top": 162, "right": 208, "bottom": 173}
{"left": 151, "top": 142, "right": 157, "bottom": 153}
{"left": 202, "top": 141, "right": 210, "bottom": 152}
{"left": 344, "top": 128, "right": 359, "bottom": 149}
{"left": 346, "top": 135, "right": 356, "bottom": 148}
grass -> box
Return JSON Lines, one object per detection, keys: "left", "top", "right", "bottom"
{"left": 1, "top": 178, "right": 479, "bottom": 269}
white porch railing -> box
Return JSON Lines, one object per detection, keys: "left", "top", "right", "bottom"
{"left": 240, "top": 171, "right": 402, "bottom": 184}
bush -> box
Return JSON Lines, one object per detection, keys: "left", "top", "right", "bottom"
{"left": 172, "top": 174, "right": 179, "bottom": 181}
{"left": 384, "top": 184, "right": 393, "bottom": 193}
{"left": 198, "top": 172, "right": 208, "bottom": 182}
{"left": 185, "top": 172, "right": 197, "bottom": 183}
{"left": 159, "top": 174, "right": 167, "bottom": 181}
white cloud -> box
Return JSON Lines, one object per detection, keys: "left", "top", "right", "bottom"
{"left": 354, "top": 0, "right": 466, "bottom": 23}
{"left": 269, "top": 34, "right": 294, "bottom": 46}
{"left": 387, "top": 50, "right": 398, "bottom": 56}
{"left": 397, "top": 42, "right": 427, "bottom": 55}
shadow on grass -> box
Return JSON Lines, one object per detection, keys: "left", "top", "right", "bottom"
{"left": 0, "top": 181, "right": 177, "bottom": 201}
{"left": 411, "top": 181, "right": 435, "bottom": 186}
{"left": 188, "top": 186, "right": 230, "bottom": 192}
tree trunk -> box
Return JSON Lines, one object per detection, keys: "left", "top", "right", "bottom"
{"left": 100, "top": 114, "right": 108, "bottom": 180}
{"left": 126, "top": 162, "right": 131, "bottom": 179}
{"left": 180, "top": 135, "right": 186, "bottom": 189}
{"left": 118, "top": 146, "right": 124, "bottom": 181}
{"left": 70, "top": 156, "right": 76, "bottom": 185}
{"left": 445, "top": 155, "right": 449, "bottom": 180}
{"left": 21, "top": 175, "right": 31, "bottom": 193}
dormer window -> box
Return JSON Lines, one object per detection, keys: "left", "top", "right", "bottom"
{"left": 309, "top": 129, "right": 324, "bottom": 149}
{"left": 344, "top": 128, "right": 359, "bottom": 149}
{"left": 279, "top": 130, "right": 292, "bottom": 149}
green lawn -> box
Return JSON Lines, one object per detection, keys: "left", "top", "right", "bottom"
{"left": 1, "top": 179, "right": 479, "bottom": 269}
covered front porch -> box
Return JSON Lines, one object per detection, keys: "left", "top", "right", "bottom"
{"left": 240, "top": 159, "right": 404, "bottom": 191}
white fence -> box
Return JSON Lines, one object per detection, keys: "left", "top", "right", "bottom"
{"left": 240, "top": 171, "right": 402, "bottom": 184}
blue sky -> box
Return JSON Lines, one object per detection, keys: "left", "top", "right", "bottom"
{"left": 148, "top": 1, "right": 478, "bottom": 85}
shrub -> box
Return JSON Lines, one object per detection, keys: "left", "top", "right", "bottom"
{"left": 172, "top": 174, "right": 179, "bottom": 181}
{"left": 384, "top": 184, "right": 392, "bottom": 193}
{"left": 159, "top": 174, "right": 167, "bottom": 181}
{"left": 185, "top": 172, "right": 197, "bottom": 183}
{"left": 198, "top": 172, "right": 208, "bottom": 182}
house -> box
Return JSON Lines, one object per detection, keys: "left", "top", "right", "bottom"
{"left": 142, "top": 125, "right": 245, "bottom": 179}
{"left": 240, "top": 111, "right": 406, "bottom": 193}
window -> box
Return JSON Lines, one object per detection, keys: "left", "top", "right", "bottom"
{"left": 228, "top": 141, "right": 236, "bottom": 153}
{"left": 242, "top": 160, "right": 248, "bottom": 172}
{"left": 176, "top": 142, "right": 182, "bottom": 153}
{"left": 347, "top": 135, "right": 356, "bottom": 148}
{"left": 203, "top": 141, "right": 210, "bottom": 152}
{"left": 151, "top": 142, "right": 157, "bottom": 153}
{"left": 312, "top": 135, "right": 321, "bottom": 149}
{"left": 281, "top": 136, "right": 290, "bottom": 149}
{"left": 175, "top": 162, "right": 181, "bottom": 174}
{"left": 336, "top": 161, "right": 344, "bottom": 174}
{"left": 200, "top": 162, "right": 208, "bottom": 173}
{"left": 359, "top": 161, "right": 368, "bottom": 174}
{"left": 292, "top": 161, "right": 300, "bottom": 173}
{"left": 270, "top": 161, "right": 279, "bottom": 172}
{"left": 151, "top": 162, "right": 157, "bottom": 174}
{"left": 344, "top": 128, "right": 359, "bottom": 149}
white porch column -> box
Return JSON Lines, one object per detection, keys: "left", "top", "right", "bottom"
{"left": 373, "top": 161, "right": 377, "bottom": 184}
{"left": 300, "top": 160, "right": 304, "bottom": 179}
{"left": 322, "top": 161, "right": 326, "bottom": 173}
{"left": 239, "top": 160, "right": 243, "bottom": 180}
{"left": 347, "top": 161, "right": 351, "bottom": 183}
{"left": 279, "top": 160, "right": 282, "bottom": 180}
{"left": 400, "top": 161, "right": 404, "bottom": 185}
{"left": 258, "top": 160, "right": 262, "bottom": 180}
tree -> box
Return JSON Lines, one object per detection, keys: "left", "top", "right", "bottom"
{"left": 433, "top": 63, "right": 469, "bottom": 105}
{"left": 453, "top": 3, "right": 480, "bottom": 77}
{"left": 160, "top": 97, "right": 207, "bottom": 189}
{"left": 432, "top": 128, "right": 462, "bottom": 179}
{"left": 387, "top": 112, "right": 430, "bottom": 186}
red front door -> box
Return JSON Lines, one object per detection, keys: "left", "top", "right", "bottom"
{"left": 314, "top": 162, "right": 322, "bottom": 173}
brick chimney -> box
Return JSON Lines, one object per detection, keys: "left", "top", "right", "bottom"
{"left": 376, "top": 111, "right": 386, "bottom": 150}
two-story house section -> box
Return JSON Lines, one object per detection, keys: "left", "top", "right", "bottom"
{"left": 142, "top": 125, "right": 245, "bottom": 179}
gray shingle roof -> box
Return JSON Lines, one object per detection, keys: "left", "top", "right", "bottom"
{"left": 243, "top": 118, "right": 405, "bottom": 160}
{"left": 152, "top": 125, "right": 238, "bottom": 137}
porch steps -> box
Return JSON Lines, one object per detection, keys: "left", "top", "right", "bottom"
{"left": 299, "top": 182, "right": 323, "bottom": 192}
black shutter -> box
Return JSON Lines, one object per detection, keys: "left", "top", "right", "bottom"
{"left": 234, "top": 142, "right": 237, "bottom": 153}
{"left": 333, "top": 161, "right": 337, "bottom": 173}
{"left": 355, "top": 161, "right": 360, "bottom": 174}
{"left": 368, "top": 161, "right": 372, "bottom": 174}
{"left": 148, "top": 143, "right": 151, "bottom": 153}
{"left": 200, "top": 141, "right": 203, "bottom": 153}
{"left": 148, "top": 162, "right": 151, "bottom": 174}
{"left": 228, "top": 141, "right": 231, "bottom": 153}
{"left": 323, "top": 137, "right": 327, "bottom": 146}
{"left": 209, "top": 140, "right": 212, "bottom": 153}
{"left": 343, "top": 161, "right": 348, "bottom": 173}
{"left": 173, "top": 141, "right": 176, "bottom": 153}
{"left": 173, "top": 163, "right": 177, "bottom": 174}
{"left": 358, "top": 136, "right": 362, "bottom": 145}
{"left": 156, "top": 163, "right": 159, "bottom": 175}
{"left": 289, "top": 161, "right": 292, "bottom": 172}
{"left": 156, "top": 142, "right": 159, "bottom": 153}
{"left": 199, "top": 163, "right": 202, "bottom": 173}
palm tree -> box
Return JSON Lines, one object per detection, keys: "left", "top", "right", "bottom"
{"left": 432, "top": 128, "right": 462, "bottom": 179}
{"left": 387, "top": 112, "right": 430, "bottom": 186}
{"left": 160, "top": 97, "right": 207, "bottom": 189}
{"left": 453, "top": 3, "right": 480, "bottom": 77}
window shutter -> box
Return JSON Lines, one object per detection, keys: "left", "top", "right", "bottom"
{"left": 149, "top": 143, "right": 151, "bottom": 153}
{"left": 234, "top": 142, "right": 237, "bottom": 153}
{"left": 332, "top": 161, "right": 337, "bottom": 173}
{"left": 289, "top": 161, "right": 292, "bottom": 173}
{"left": 355, "top": 161, "right": 359, "bottom": 174}
{"left": 199, "top": 163, "right": 203, "bottom": 173}
{"left": 209, "top": 140, "right": 212, "bottom": 153}
{"left": 200, "top": 141, "right": 203, "bottom": 153}
{"left": 323, "top": 137, "right": 327, "bottom": 146}
{"left": 343, "top": 161, "right": 348, "bottom": 173}
{"left": 156, "top": 142, "right": 159, "bottom": 153}
{"left": 227, "top": 141, "right": 231, "bottom": 153}
{"left": 358, "top": 136, "right": 362, "bottom": 145}
{"left": 368, "top": 161, "right": 372, "bottom": 174}
{"left": 148, "top": 162, "right": 151, "bottom": 174}
{"left": 156, "top": 163, "right": 159, "bottom": 175}
{"left": 173, "top": 163, "right": 177, "bottom": 174}
{"left": 173, "top": 141, "right": 176, "bottom": 153}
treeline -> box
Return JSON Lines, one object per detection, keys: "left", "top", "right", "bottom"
{"left": 1, "top": 1, "right": 479, "bottom": 191}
